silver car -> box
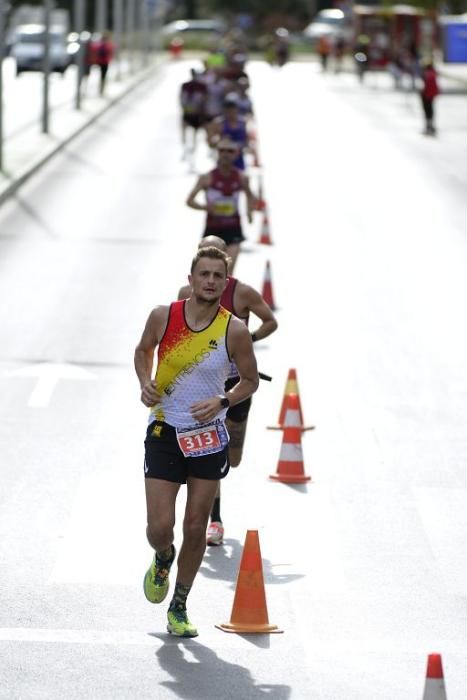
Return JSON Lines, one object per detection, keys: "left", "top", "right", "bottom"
{"left": 11, "top": 24, "right": 73, "bottom": 75}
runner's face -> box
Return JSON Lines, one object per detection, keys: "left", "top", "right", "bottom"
{"left": 218, "top": 147, "right": 237, "bottom": 166}
{"left": 189, "top": 259, "right": 227, "bottom": 303}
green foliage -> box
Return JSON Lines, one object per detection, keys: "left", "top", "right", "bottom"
{"left": 206, "top": 0, "right": 310, "bottom": 22}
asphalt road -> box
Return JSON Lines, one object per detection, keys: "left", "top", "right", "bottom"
{"left": 1, "top": 58, "right": 467, "bottom": 699}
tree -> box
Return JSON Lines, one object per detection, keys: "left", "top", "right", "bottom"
{"left": 206, "top": 0, "right": 310, "bottom": 24}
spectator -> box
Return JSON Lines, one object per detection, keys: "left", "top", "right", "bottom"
{"left": 94, "top": 31, "right": 114, "bottom": 96}
{"left": 420, "top": 58, "right": 439, "bottom": 135}
{"left": 317, "top": 35, "right": 332, "bottom": 72}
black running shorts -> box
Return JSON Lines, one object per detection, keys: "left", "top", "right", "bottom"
{"left": 144, "top": 421, "right": 230, "bottom": 484}
{"left": 225, "top": 376, "right": 252, "bottom": 423}
{"left": 203, "top": 225, "right": 245, "bottom": 246}
{"left": 183, "top": 114, "right": 204, "bottom": 130}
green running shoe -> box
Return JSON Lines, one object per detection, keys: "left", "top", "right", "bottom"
{"left": 143, "top": 545, "right": 175, "bottom": 604}
{"left": 167, "top": 605, "right": 198, "bottom": 638}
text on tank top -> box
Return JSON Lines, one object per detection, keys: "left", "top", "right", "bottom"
{"left": 151, "top": 300, "right": 232, "bottom": 428}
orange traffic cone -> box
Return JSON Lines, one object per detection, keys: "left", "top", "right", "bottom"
{"left": 258, "top": 208, "right": 272, "bottom": 244}
{"left": 261, "top": 260, "right": 276, "bottom": 310}
{"left": 278, "top": 369, "right": 303, "bottom": 427}
{"left": 216, "top": 530, "right": 283, "bottom": 634}
{"left": 256, "top": 176, "right": 266, "bottom": 211}
{"left": 270, "top": 426, "right": 311, "bottom": 483}
{"left": 268, "top": 393, "right": 314, "bottom": 431}
{"left": 422, "top": 654, "right": 447, "bottom": 700}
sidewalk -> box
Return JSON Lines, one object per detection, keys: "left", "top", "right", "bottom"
{"left": 437, "top": 60, "right": 467, "bottom": 86}
{"left": 0, "top": 53, "right": 167, "bottom": 207}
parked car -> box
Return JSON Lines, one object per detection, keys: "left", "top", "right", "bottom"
{"left": 161, "top": 18, "right": 226, "bottom": 49}
{"left": 11, "top": 24, "right": 74, "bottom": 75}
{"left": 302, "top": 9, "right": 351, "bottom": 44}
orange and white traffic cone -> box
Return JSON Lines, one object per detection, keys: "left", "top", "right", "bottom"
{"left": 278, "top": 369, "right": 303, "bottom": 428}
{"left": 216, "top": 530, "right": 283, "bottom": 634}
{"left": 270, "top": 426, "right": 311, "bottom": 483}
{"left": 422, "top": 654, "right": 447, "bottom": 700}
{"left": 268, "top": 393, "right": 314, "bottom": 431}
{"left": 258, "top": 208, "right": 272, "bottom": 244}
{"left": 261, "top": 260, "right": 276, "bottom": 310}
{"left": 256, "top": 175, "right": 266, "bottom": 212}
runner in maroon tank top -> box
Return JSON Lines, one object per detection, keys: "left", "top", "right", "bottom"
{"left": 178, "top": 235, "right": 278, "bottom": 545}
{"left": 186, "top": 139, "right": 258, "bottom": 270}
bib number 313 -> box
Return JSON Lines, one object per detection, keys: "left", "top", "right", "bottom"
{"left": 176, "top": 420, "right": 229, "bottom": 458}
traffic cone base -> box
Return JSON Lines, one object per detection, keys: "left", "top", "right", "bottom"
{"left": 216, "top": 622, "right": 283, "bottom": 634}
{"left": 270, "top": 472, "right": 311, "bottom": 484}
{"left": 216, "top": 531, "right": 283, "bottom": 635}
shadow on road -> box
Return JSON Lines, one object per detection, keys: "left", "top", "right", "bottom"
{"left": 199, "top": 537, "right": 304, "bottom": 589}
{"left": 152, "top": 634, "right": 292, "bottom": 700}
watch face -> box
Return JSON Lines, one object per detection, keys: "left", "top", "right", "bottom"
{"left": 220, "top": 397, "right": 229, "bottom": 408}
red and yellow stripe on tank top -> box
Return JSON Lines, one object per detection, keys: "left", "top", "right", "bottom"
{"left": 151, "top": 301, "right": 231, "bottom": 425}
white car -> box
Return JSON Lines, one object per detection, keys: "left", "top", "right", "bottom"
{"left": 161, "top": 18, "right": 226, "bottom": 49}
{"left": 11, "top": 24, "right": 73, "bottom": 75}
{"left": 303, "top": 9, "right": 351, "bottom": 43}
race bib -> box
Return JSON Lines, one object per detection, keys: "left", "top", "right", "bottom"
{"left": 176, "top": 420, "right": 229, "bottom": 458}
{"left": 212, "top": 199, "right": 236, "bottom": 216}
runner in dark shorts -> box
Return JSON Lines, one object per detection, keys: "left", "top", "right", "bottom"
{"left": 183, "top": 114, "right": 205, "bottom": 131}
{"left": 144, "top": 422, "right": 230, "bottom": 483}
{"left": 186, "top": 139, "right": 257, "bottom": 270}
{"left": 224, "top": 376, "right": 252, "bottom": 422}
{"left": 180, "top": 69, "right": 207, "bottom": 153}
{"left": 202, "top": 225, "right": 245, "bottom": 246}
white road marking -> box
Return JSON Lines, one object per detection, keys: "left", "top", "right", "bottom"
{"left": 6, "top": 362, "right": 95, "bottom": 407}
{"left": 0, "top": 627, "right": 465, "bottom": 656}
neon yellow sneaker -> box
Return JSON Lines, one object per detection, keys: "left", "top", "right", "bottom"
{"left": 143, "top": 546, "right": 175, "bottom": 604}
{"left": 167, "top": 605, "right": 198, "bottom": 638}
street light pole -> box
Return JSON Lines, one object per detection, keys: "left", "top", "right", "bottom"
{"left": 113, "top": 0, "right": 123, "bottom": 81}
{"left": 0, "top": 0, "right": 5, "bottom": 171}
{"left": 74, "top": 0, "right": 86, "bottom": 110}
{"left": 95, "top": 0, "right": 107, "bottom": 34}
{"left": 141, "top": 0, "right": 150, "bottom": 68}
{"left": 42, "top": 0, "right": 51, "bottom": 134}
{"left": 126, "top": 0, "right": 135, "bottom": 74}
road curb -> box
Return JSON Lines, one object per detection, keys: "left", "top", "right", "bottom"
{"left": 0, "top": 58, "right": 168, "bottom": 208}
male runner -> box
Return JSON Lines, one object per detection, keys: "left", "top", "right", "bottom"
{"left": 186, "top": 139, "right": 257, "bottom": 269}
{"left": 206, "top": 93, "right": 249, "bottom": 170}
{"left": 135, "top": 246, "right": 258, "bottom": 637}
{"left": 180, "top": 69, "right": 208, "bottom": 153}
{"left": 178, "top": 236, "right": 278, "bottom": 545}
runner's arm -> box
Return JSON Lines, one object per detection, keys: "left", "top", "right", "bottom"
{"left": 226, "top": 318, "right": 259, "bottom": 405}
{"left": 240, "top": 173, "right": 258, "bottom": 221}
{"left": 134, "top": 306, "right": 167, "bottom": 407}
{"left": 186, "top": 175, "right": 209, "bottom": 211}
{"left": 206, "top": 118, "right": 221, "bottom": 147}
{"left": 241, "top": 284, "right": 278, "bottom": 341}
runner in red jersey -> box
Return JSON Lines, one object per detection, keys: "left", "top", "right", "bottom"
{"left": 178, "top": 236, "right": 278, "bottom": 545}
{"left": 186, "top": 139, "right": 257, "bottom": 269}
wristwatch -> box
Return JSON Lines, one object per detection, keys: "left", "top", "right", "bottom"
{"left": 218, "top": 395, "right": 230, "bottom": 409}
